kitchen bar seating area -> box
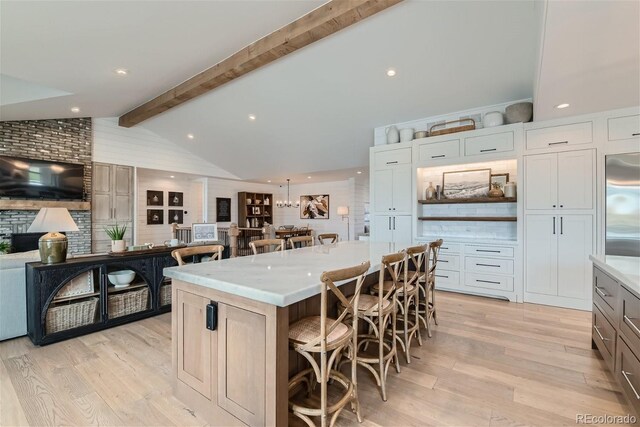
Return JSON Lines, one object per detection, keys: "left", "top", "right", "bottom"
{"left": 1, "top": 1, "right": 640, "bottom": 426}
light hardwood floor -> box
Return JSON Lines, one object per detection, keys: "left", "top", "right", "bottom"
{"left": 0, "top": 292, "right": 633, "bottom": 426}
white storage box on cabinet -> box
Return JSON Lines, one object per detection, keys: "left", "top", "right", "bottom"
{"left": 608, "top": 114, "right": 640, "bottom": 141}
{"left": 525, "top": 121, "right": 593, "bottom": 151}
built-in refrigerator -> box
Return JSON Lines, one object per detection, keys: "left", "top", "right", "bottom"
{"left": 606, "top": 152, "right": 640, "bottom": 256}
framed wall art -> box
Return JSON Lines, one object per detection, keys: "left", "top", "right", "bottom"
{"left": 300, "top": 195, "right": 329, "bottom": 219}
{"left": 442, "top": 168, "right": 491, "bottom": 199}
{"left": 147, "top": 190, "right": 163, "bottom": 206}
{"left": 168, "top": 191, "right": 183, "bottom": 207}
{"left": 168, "top": 209, "right": 183, "bottom": 224}
{"left": 216, "top": 197, "right": 231, "bottom": 222}
{"left": 147, "top": 209, "right": 164, "bottom": 225}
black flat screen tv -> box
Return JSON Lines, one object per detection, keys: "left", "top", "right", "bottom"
{"left": 0, "top": 155, "right": 85, "bottom": 200}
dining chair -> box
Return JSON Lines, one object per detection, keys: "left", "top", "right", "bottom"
{"left": 249, "top": 238, "right": 285, "bottom": 255}
{"left": 288, "top": 261, "right": 370, "bottom": 427}
{"left": 288, "top": 235, "right": 314, "bottom": 249}
{"left": 171, "top": 245, "right": 224, "bottom": 266}
{"left": 317, "top": 233, "right": 339, "bottom": 245}
{"left": 418, "top": 239, "right": 443, "bottom": 337}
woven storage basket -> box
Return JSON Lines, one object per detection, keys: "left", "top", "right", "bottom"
{"left": 108, "top": 287, "right": 149, "bottom": 319}
{"left": 160, "top": 283, "right": 172, "bottom": 306}
{"left": 46, "top": 297, "right": 98, "bottom": 334}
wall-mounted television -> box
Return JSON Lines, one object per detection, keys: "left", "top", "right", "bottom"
{"left": 0, "top": 155, "right": 85, "bottom": 200}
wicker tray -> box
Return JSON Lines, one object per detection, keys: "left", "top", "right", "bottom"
{"left": 160, "top": 283, "right": 172, "bottom": 306}
{"left": 108, "top": 287, "right": 149, "bottom": 318}
{"left": 429, "top": 118, "right": 476, "bottom": 136}
{"left": 46, "top": 297, "right": 98, "bottom": 334}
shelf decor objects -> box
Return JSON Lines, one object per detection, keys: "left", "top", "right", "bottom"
{"left": 490, "top": 173, "right": 509, "bottom": 190}
{"left": 429, "top": 118, "right": 476, "bottom": 136}
{"left": 147, "top": 190, "right": 163, "bottom": 206}
{"left": 169, "top": 191, "right": 184, "bottom": 207}
{"left": 147, "top": 209, "right": 164, "bottom": 225}
{"left": 442, "top": 168, "right": 491, "bottom": 199}
{"left": 300, "top": 195, "right": 329, "bottom": 219}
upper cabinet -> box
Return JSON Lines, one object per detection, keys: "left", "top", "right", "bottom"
{"left": 525, "top": 121, "right": 593, "bottom": 151}
{"left": 372, "top": 147, "right": 412, "bottom": 214}
{"left": 463, "top": 130, "right": 514, "bottom": 156}
{"left": 608, "top": 114, "right": 640, "bottom": 141}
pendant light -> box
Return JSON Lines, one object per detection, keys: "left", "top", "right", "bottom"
{"left": 276, "top": 179, "right": 299, "bottom": 208}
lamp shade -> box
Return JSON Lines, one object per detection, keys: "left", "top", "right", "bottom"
{"left": 28, "top": 208, "right": 79, "bottom": 232}
{"left": 337, "top": 206, "right": 349, "bottom": 216}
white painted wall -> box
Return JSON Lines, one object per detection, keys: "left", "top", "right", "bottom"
{"left": 205, "top": 178, "right": 281, "bottom": 227}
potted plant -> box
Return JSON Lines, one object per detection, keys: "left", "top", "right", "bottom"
{"left": 0, "top": 241, "right": 10, "bottom": 254}
{"left": 105, "top": 223, "right": 127, "bottom": 252}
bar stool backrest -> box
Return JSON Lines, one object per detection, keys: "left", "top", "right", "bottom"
{"left": 317, "top": 233, "right": 339, "bottom": 244}
{"left": 249, "top": 238, "right": 285, "bottom": 255}
{"left": 171, "top": 245, "right": 224, "bottom": 266}
{"left": 404, "top": 244, "right": 428, "bottom": 286}
{"left": 427, "top": 239, "right": 444, "bottom": 280}
{"left": 374, "top": 251, "right": 405, "bottom": 314}
{"left": 288, "top": 235, "right": 314, "bottom": 249}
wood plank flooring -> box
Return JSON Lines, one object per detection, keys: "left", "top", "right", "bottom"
{"left": 0, "top": 292, "right": 633, "bottom": 426}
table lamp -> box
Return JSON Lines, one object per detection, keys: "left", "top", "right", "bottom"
{"left": 337, "top": 206, "right": 350, "bottom": 241}
{"left": 28, "top": 208, "right": 79, "bottom": 264}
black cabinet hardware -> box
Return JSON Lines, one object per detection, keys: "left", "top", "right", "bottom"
{"left": 206, "top": 302, "right": 218, "bottom": 331}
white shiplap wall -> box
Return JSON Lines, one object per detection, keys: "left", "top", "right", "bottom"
{"left": 205, "top": 178, "right": 281, "bottom": 227}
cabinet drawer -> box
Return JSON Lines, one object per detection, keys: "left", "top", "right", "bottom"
{"left": 621, "top": 286, "right": 640, "bottom": 355}
{"left": 525, "top": 122, "right": 593, "bottom": 150}
{"left": 438, "top": 254, "right": 460, "bottom": 271}
{"left": 617, "top": 336, "right": 640, "bottom": 414}
{"left": 592, "top": 303, "right": 616, "bottom": 371}
{"left": 465, "top": 272, "right": 513, "bottom": 292}
{"left": 465, "top": 256, "right": 514, "bottom": 275}
{"left": 593, "top": 267, "right": 619, "bottom": 321}
{"left": 374, "top": 148, "right": 411, "bottom": 169}
{"left": 439, "top": 242, "right": 461, "bottom": 253}
{"left": 464, "top": 131, "right": 514, "bottom": 156}
{"left": 465, "top": 245, "right": 514, "bottom": 258}
{"left": 418, "top": 139, "right": 460, "bottom": 162}
{"left": 608, "top": 114, "right": 640, "bottom": 141}
{"left": 433, "top": 270, "right": 460, "bottom": 288}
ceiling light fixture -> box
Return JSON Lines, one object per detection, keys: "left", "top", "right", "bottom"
{"left": 114, "top": 68, "right": 128, "bottom": 76}
{"left": 70, "top": 107, "right": 80, "bottom": 113}
{"left": 357, "top": 171, "right": 362, "bottom": 174}
{"left": 307, "top": 176, "right": 311, "bottom": 179}
{"left": 267, "top": 180, "right": 271, "bottom": 183}
{"left": 248, "top": 114, "right": 256, "bottom": 121}
{"left": 170, "top": 175, "right": 175, "bottom": 178}
{"left": 555, "top": 103, "right": 570, "bottom": 109}
{"left": 276, "top": 179, "right": 299, "bottom": 208}
{"left": 187, "top": 133, "right": 194, "bottom": 139}
{"left": 386, "top": 68, "right": 397, "bottom": 77}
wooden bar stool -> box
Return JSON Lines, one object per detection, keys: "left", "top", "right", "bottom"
{"left": 171, "top": 244, "right": 224, "bottom": 265}
{"left": 317, "top": 233, "right": 339, "bottom": 245}
{"left": 289, "top": 235, "right": 314, "bottom": 249}
{"left": 249, "top": 238, "right": 285, "bottom": 255}
{"left": 288, "top": 261, "right": 370, "bottom": 427}
{"left": 418, "top": 239, "right": 443, "bottom": 337}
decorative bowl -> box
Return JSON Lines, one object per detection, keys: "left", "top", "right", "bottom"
{"left": 414, "top": 130, "right": 428, "bottom": 139}
{"left": 505, "top": 102, "right": 533, "bottom": 123}
{"left": 483, "top": 111, "right": 504, "bottom": 128}
{"left": 107, "top": 270, "right": 136, "bottom": 288}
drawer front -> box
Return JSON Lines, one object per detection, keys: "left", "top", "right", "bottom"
{"left": 374, "top": 148, "right": 411, "bottom": 169}
{"left": 621, "top": 286, "right": 640, "bottom": 355}
{"left": 418, "top": 139, "right": 460, "bottom": 162}
{"left": 608, "top": 114, "right": 640, "bottom": 141}
{"left": 433, "top": 270, "right": 460, "bottom": 288}
{"left": 465, "top": 245, "right": 514, "bottom": 258}
{"left": 439, "top": 242, "right": 461, "bottom": 253}
{"left": 525, "top": 121, "right": 593, "bottom": 150}
{"left": 465, "top": 272, "right": 513, "bottom": 292}
{"left": 593, "top": 267, "right": 619, "bottom": 321}
{"left": 617, "top": 336, "right": 640, "bottom": 414}
{"left": 438, "top": 254, "right": 460, "bottom": 271}
{"left": 465, "top": 256, "right": 514, "bottom": 275}
{"left": 464, "top": 131, "right": 514, "bottom": 156}
{"left": 592, "top": 303, "right": 616, "bottom": 371}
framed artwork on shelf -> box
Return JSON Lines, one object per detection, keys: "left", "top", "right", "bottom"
{"left": 300, "top": 195, "right": 329, "bottom": 219}
{"left": 216, "top": 197, "right": 231, "bottom": 222}
{"left": 192, "top": 223, "right": 218, "bottom": 242}
{"left": 490, "top": 173, "right": 510, "bottom": 191}
{"left": 147, "top": 209, "right": 164, "bottom": 225}
{"left": 169, "top": 209, "right": 183, "bottom": 224}
{"left": 442, "top": 168, "right": 491, "bottom": 199}
{"left": 147, "top": 190, "right": 163, "bottom": 206}
{"left": 168, "top": 192, "right": 184, "bottom": 207}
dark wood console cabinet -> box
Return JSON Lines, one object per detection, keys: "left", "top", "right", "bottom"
{"left": 26, "top": 249, "right": 178, "bottom": 345}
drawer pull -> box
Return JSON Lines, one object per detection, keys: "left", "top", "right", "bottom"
{"left": 476, "top": 279, "right": 500, "bottom": 285}
{"left": 632, "top": 133, "right": 640, "bottom": 136}
{"left": 431, "top": 155, "right": 446, "bottom": 159}
{"left": 476, "top": 249, "right": 500, "bottom": 253}
{"left": 480, "top": 148, "right": 497, "bottom": 153}
{"left": 595, "top": 286, "right": 609, "bottom": 298}
{"left": 476, "top": 263, "right": 500, "bottom": 268}
{"left": 440, "top": 260, "right": 449, "bottom": 263}
{"left": 548, "top": 141, "right": 569, "bottom": 146}
{"left": 621, "top": 370, "right": 640, "bottom": 400}
{"left": 624, "top": 315, "right": 640, "bottom": 336}
{"left": 593, "top": 325, "right": 609, "bottom": 342}
{"left": 435, "top": 274, "right": 449, "bottom": 279}
{"left": 386, "top": 161, "right": 398, "bottom": 165}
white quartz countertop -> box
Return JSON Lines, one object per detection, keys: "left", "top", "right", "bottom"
{"left": 164, "top": 241, "right": 416, "bottom": 307}
{"left": 590, "top": 254, "right": 640, "bottom": 296}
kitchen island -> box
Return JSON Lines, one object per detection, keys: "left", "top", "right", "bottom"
{"left": 163, "top": 241, "right": 412, "bottom": 426}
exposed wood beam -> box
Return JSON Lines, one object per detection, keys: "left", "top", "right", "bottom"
{"left": 118, "top": 0, "right": 403, "bottom": 127}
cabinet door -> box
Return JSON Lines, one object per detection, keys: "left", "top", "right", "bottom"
{"left": 371, "top": 215, "right": 393, "bottom": 242}
{"left": 114, "top": 165, "right": 133, "bottom": 221}
{"left": 525, "top": 215, "right": 558, "bottom": 296}
{"left": 557, "top": 150, "right": 594, "bottom": 210}
{"left": 557, "top": 215, "right": 593, "bottom": 299}
{"left": 373, "top": 169, "right": 393, "bottom": 213}
{"left": 176, "top": 290, "right": 212, "bottom": 400}
{"left": 525, "top": 153, "right": 558, "bottom": 210}
{"left": 93, "top": 163, "right": 112, "bottom": 221}
{"left": 391, "top": 166, "right": 412, "bottom": 213}
{"left": 608, "top": 114, "right": 640, "bottom": 141}
{"left": 217, "top": 303, "right": 266, "bottom": 426}
{"left": 391, "top": 215, "right": 412, "bottom": 243}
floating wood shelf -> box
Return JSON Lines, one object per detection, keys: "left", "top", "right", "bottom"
{"left": 0, "top": 200, "right": 91, "bottom": 211}
{"left": 418, "top": 216, "right": 517, "bottom": 222}
{"left": 418, "top": 197, "right": 516, "bottom": 205}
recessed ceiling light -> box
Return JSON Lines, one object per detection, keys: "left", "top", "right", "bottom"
{"left": 357, "top": 171, "right": 362, "bottom": 174}
{"left": 267, "top": 180, "right": 271, "bottom": 183}
{"left": 114, "top": 68, "right": 128, "bottom": 76}
{"left": 248, "top": 114, "right": 256, "bottom": 121}
{"left": 307, "top": 176, "right": 311, "bottom": 179}
{"left": 386, "top": 68, "right": 397, "bottom": 77}
{"left": 555, "top": 103, "right": 570, "bottom": 109}
{"left": 169, "top": 175, "right": 175, "bottom": 178}
{"left": 70, "top": 107, "right": 80, "bottom": 113}
{"left": 187, "top": 133, "right": 194, "bottom": 139}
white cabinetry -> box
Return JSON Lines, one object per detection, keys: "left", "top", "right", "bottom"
{"left": 608, "top": 114, "right": 640, "bottom": 141}
{"left": 371, "top": 214, "right": 411, "bottom": 243}
{"left": 525, "top": 121, "right": 593, "bottom": 151}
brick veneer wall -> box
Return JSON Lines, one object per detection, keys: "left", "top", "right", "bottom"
{"left": 0, "top": 118, "right": 92, "bottom": 254}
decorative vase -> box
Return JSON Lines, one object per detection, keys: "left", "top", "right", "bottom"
{"left": 435, "top": 185, "right": 442, "bottom": 200}
{"left": 400, "top": 128, "right": 415, "bottom": 142}
{"left": 488, "top": 184, "right": 504, "bottom": 198}
{"left": 504, "top": 182, "right": 517, "bottom": 198}
{"left": 425, "top": 182, "right": 436, "bottom": 200}
{"left": 386, "top": 125, "right": 400, "bottom": 144}
{"left": 111, "top": 240, "right": 126, "bottom": 252}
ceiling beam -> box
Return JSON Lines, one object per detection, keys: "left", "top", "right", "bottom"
{"left": 118, "top": 0, "right": 403, "bottom": 127}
